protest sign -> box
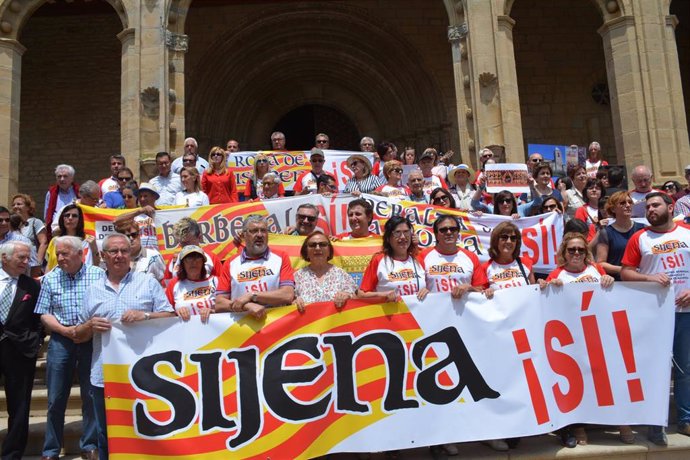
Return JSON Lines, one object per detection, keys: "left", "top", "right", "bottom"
{"left": 102, "top": 283, "right": 673, "bottom": 459}
{"left": 484, "top": 163, "right": 530, "bottom": 194}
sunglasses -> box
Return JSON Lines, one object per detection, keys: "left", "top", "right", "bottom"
{"left": 438, "top": 226, "right": 459, "bottom": 234}
{"left": 0, "top": 218, "right": 9, "bottom": 223}
{"left": 125, "top": 231, "right": 140, "bottom": 240}
{"left": 123, "top": 194, "right": 136, "bottom": 200}
{"left": 433, "top": 196, "right": 450, "bottom": 203}
{"left": 182, "top": 159, "right": 195, "bottom": 163}
{"left": 350, "top": 161, "right": 360, "bottom": 167}
{"left": 211, "top": 153, "right": 224, "bottom": 157}
{"left": 391, "top": 168, "right": 403, "bottom": 174}
{"left": 499, "top": 234, "right": 518, "bottom": 242}
{"left": 543, "top": 204, "right": 559, "bottom": 211}
{"left": 567, "top": 247, "right": 587, "bottom": 255}
{"left": 530, "top": 158, "right": 542, "bottom": 163}
{"left": 262, "top": 181, "right": 277, "bottom": 187}
{"left": 117, "top": 176, "right": 133, "bottom": 182}
{"left": 311, "top": 158, "right": 325, "bottom": 163}
{"left": 307, "top": 241, "right": 329, "bottom": 249}
{"left": 297, "top": 214, "right": 317, "bottom": 222}
{"left": 498, "top": 198, "right": 514, "bottom": 205}
{"left": 316, "top": 140, "right": 328, "bottom": 144}
{"left": 256, "top": 159, "right": 268, "bottom": 165}
{"left": 664, "top": 184, "right": 676, "bottom": 190}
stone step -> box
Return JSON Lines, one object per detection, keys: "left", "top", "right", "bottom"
{"left": 1, "top": 415, "right": 85, "bottom": 456}
{"left": 0, "top": 386, "right": 83, "bottom": 417}
{"left": 14, "top": 425, "right": 690, "bottom": 459}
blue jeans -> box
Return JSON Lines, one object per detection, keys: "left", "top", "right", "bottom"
{"left": 42, "top": 333, "right": 97, "bottom": 457}
{"left": 674, "top": 313, "right": 690, "bottom": 425}
{"left": 91, "top": 385, "right": 108, "bottom": 459}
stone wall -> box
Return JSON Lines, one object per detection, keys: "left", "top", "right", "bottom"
{"left": 512, "top": 0, "right": 615, "bottom": 162}
{"left": 18, "top": 11, "right": 121, "bottom": 215}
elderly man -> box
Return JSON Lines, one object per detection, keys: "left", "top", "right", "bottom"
{"left": 527, "top": 152, "right": 544, "bottom": 176}
{"left": 360, "top": 136, "right": 375, "bottom": 153}
{"left": 473, "top": 148, "right": 495, "bottom": 184}
{"left": 77, "top": 181, "right": 102, "bottom": 208}
{"left": 294, "top": 148, "right": 329, "bottom": 195}
{"left": 44, "top": 164, "right": 79, "bottom": 237}
{"left": 99, "top": 154, "right": 126, "bottom": 196}
{"left": 621, "top": 192, "right": 690, "bottom": 445}
{"left": 630, "top": 165, "right": 661, "bottom": 217}
{"left": 150, "top": 151, "right": 183, "bottom": 206}
{"left": 216, "top": 215, "right": 295, "bottom": 319}
{"left": 226, "top": 139, "right": 240, "bottom": 153}
{"left": 407, "top": 170, "right": 428, "bottom": 203}
{"left": 271, "top": 131, "right": 287, "bottom": 150}
{"left": 172, "top": 137, "right": 209, "bottom": 174}
{"left": 284, "top": 204, "right": 320, "bottom": 236}
{"left": 35, "top": 236, "right": 104, "bottom": 460}
{"left": 585, "top": 141, "right": 608, "bottom": 178}
{"left": 315, "top": 133, "right": 330, "bottom": 149}
{"left": 75, "top": 233, "right": 174, "bottom": 459}
{"left": 0, "top": 241, "right": 42, "bottom": 460}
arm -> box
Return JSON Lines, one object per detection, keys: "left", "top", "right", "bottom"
{"left": 620, "top": 265, "right": 670, "bottom": 285}
{"left": 234, "top": 286, "right": 295, "bottom": 309}
{"left": 121, "top": 309, "right": 176, "bottom": 322}
{"left": 595, "top": 241, "right": 620, "bottom": 276}
{"left": 35, "top": 228, "right": 48, "bottom": 267}
{"left": 113, "top": 206, "right": 156, "bottom": 226}
{"left": 41, "top": 314, "right": 74, "bottom": 338}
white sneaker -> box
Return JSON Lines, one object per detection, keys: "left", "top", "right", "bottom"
{"left": 483, "top": 439, "right": 509, "bottom": 451}
{"left": 441, "top": 443, "right": 459, "bottom": 456}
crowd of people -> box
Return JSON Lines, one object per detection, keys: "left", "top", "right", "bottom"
{"left": 0, "top": 132, "right": 689, "bottom": 459}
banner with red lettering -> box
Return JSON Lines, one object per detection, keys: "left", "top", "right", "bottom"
{"left": 102, "top": 283, "right": 673, "bottom": 459}
{"left": 227, "top": 150, "right": 373, "bottom": 192}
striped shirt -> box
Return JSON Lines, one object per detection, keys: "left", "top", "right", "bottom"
{"left": 80, "top": 271, "right": 173, "bottom": 387}
{"left": 344, "top": 175, "right": 383, "bottom": 194}
{"left": 35, "top": 264, "right": 105, "bottom": 326}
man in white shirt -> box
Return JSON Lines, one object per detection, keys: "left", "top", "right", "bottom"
{"left": 98, "top": 154, "right": 125, "bottom": 196}
{"left": 150, "top": 151, "right": 183, "bottom": 206}
{"left": 629, "top": 165, "right": 661, "bottom": 217}
{"left": 171, "top": 137, "right": 208, "bottom": 174}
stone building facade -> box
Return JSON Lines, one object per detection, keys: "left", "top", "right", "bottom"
{"left": 0, "top": 0, "right": 688, "bottom": 210}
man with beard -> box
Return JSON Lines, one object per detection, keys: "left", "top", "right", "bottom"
{"left": 622, "top": 192, "right": 690, "bottom": 445}
{"left": 215, "top": 215, "right": 295, "bottom": 319}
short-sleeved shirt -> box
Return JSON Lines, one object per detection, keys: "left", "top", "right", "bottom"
{"left": 585, "top": 159, "right": 608, "bottom": 178}
{"left": 375, "top": 184, "right": 410, "bottom": 199}
{"left": 360, "top": 253, "right": 425, "bottom": 297}
{"left": 150, "top": 173, "right": 183, "bottom": 206}
{"left": 19, "top": 217, "right": 46, "bottom": 249}
{"left": 293, "top": 170, "right": 327, "bottom": 194}
{"left": 482, "top": 257, "right": 533, "bottom": 290}
{"left": 418, "top": 246, "right": 487, "bottom": 293}
{"left": 218, "top": 248, "right": 295, "bottom": 299}
{"left": 134, "top": 214, "right": 158, "bottom": 250}
{"left": 622, "top": 224, "right": 690, "bottom": 308}
{"left": 103, "top": 190, "right": 125, "bottom": 209}
{"left": 174, "top": 190, "right": 209, "bottom": 207}
{"left": 80, "top": 271, "right": 174, "bottom": 387}
{"left": 99, "top": 177, "right": 118, "bottom": 196}
{"left": 164, "top": 248, "right": 222, "bottom": 280}
{"left": 165, "top": 275, "right": 218, "bottom": 314}
{"left": 546, "top": 263, "right": 606, "bottom": 284}
{"left": 294, "top": 265, "right": 357, "bottom": 304}
{"left": 422, "top": 174, "right": 447, "bottom": 197}
{"left": 35, "top": 264, "right": 105, "bottom": 326}
{"left": 131, "top": 247, "right": 165, "bottom": 282}
{"left": 630, "top": 189, "right": 663, "bottom": 218}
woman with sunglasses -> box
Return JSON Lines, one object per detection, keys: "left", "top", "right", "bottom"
{"left": 429, "top": 187, "right": 457, "bottom": 209}
{"left": 662, "top": 180, "right": 682, "bottom": 199}
{"left": 244, "top": 153, "right": 285, "bottom": 200}
{"left": 45, "top": 204, "right": 99, "bottom": 272}
{"left": 175, "top": 166, "right": 210, "bottom": 207}
{"left": 539, "top": 196, "right": 564, "bottom": 215}
{"left": 122, "top": 181, "right": 139, "bottom": 210}
{"left": 374, "top": 160, "right": 409, "bottom": 199}
{"left": 202, "top": 146, "right": 239, "bottom": 204}
{"left": 359, "top": 216, "right": 428, "bottom": 303}
{"left": 471, "top": 185, "right": 537, "bottom": 218}
{"left": 481, "top": 221, "right": 535, "bottom": 292}
{"left": 344, "top": 154, "right": 383, "bottom": 196}
{"left": 294, "top": 232, "right": 357, "bottom": 313}
{"left": 594, "top": 191, "right": 645, "bottom": 281}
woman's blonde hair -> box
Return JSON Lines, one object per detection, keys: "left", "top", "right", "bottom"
{"left": 207, "top": 146, "right": 227, "bottom": 174}
{"left": 181, "top": 166, "right": 201, "bottom": 192}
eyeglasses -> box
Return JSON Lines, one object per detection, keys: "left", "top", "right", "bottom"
{"left": 311, "top": 158, "right": 324, "bottom": 163}
{"left": 567, "top": 247, "right": 587, "bottom": 255}
{"left": 433, "top": 196, "right": 450, "bottom": 203}
{"left": 530, "top": 158, "right": 542, "bottom": 163}
{"left": 664, "top": 184, "right": 676, "bottom": 190}
{"left": 499, "top": 234, "right": 518, "bottom": 242}
{"left": 409, "top": 178, "right": 423, "bottom": 183}
{"left": 104, "top": 248, "right": 129, "bottom": 255}
{"left": 123, "top": 194, "right": 136, "bottom": 200}
{"left": 117, "top": 176, "right": 133, "bottom": 182}
{"left": 438, "top": 226, "right": 459, "bottom": 234}
{"left": 63, "top": 213, "right": 79, "bottom": 219}
{"left": 125, "top": 231, "right": 139, "bottom": 240}
{"left": 391, "top": 168, "right": 403, "bottom": 174}
{"left": 543, "top": 204, "right": 559, "bottom": 211}
{"left": 256, "top": 159, "right": 268, "bottom": 165}
{"left": 182, "top": 158, "right": 195, "bottom": 163}
{"left": 263, "top": 182, "right": 277, "bottom": 187}
{"left": 392, "top": 230, "right": 411, "bottom": 238}
{"left": 498, "top": 198, "right": 514, "bottom": 205}
{"left": 316, "top": 140, "right": 328, "bottom": 144}
{"left": 297, "top": 214, "right": 317, "bottom": 222}
{"left": 307, "top": 242, "right": 329, "bottom": 249}
{"left": 211, "top": 153, "right": 224, "bottom": 158}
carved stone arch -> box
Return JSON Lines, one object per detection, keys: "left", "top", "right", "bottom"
{"left": 442, "top": 0, "right": 466, "bottom": 26}
{"left": 184, "top": 2, "right": 448, "bottom": 152}
{"left": 505, "top": 0, "right": 626, "bottom": 21}
{"left": 167, "top": 0, "right": 192, "bottom": 35}
{"left": 0, "top": 0, "right": 129, "bottom": 40}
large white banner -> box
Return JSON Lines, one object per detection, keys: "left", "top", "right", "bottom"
{"left": 102, "top": 283, "right": 673, "bottom": 459}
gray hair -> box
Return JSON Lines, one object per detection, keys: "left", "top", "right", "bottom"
{"left": 270, "top": 131, "right": 285, "bottom": 141}
{"left": 297, "top": 203, "right": 320, "bottom": 218}
{"left": 315, "top": 133, "right": 329, "bottom": 141}
{"left": 79, "top": 180, "right": 100, "bottom": 197}
{"left": 0, "top": 241, "right": 31, "bottom": 259}
{"left": 102, "top": 233, "right": 130, "bottom": 251}
{"left": 588, "top": 141, "right": 600, "bottom": 151}
{"left": 173, "top": 217, "right": 201, "bottom": 241}
{"left": 242, "top": 214, "right": 267, "bottom": 232}
{"left": 360, "top": 136, "right": 374, "bottom": 146}
{"left": 184, "top": 137, "right": 198, "bottom": 147}
{"left": 632, "top": 165, "right": 652, "bottom": 179}
{"left": 54, "top": 235, "right": 83, "bottom": 253}
{"left": 407, "top": 169, "right": 423, "bottom": 179}
{"left": 55, "top": 164, "right": 75, "bottom": 177}
{"left": 262, "top": 172, "right": 279, "bottom": 183}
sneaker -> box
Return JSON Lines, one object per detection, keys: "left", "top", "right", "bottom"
{"left": 678, "top": 423, "right": 690, "bottom": 437}
{"left": 619, "top": 425, "right": 635, "bottom": 444}
{"left": 560, "top": 430, "right": 577, "bottom": 448}
{"left": 647, "top": 426, "right": 668, "bottom": 446}
{"left": 483, "top": 439, "right": 509, "bottom": 451}
{"left": 440, "top": 443, "right": 459, "bottom": 456}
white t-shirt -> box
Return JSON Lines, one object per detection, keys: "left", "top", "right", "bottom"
{"left": 174, "top": 190, "right": 210, "bottom": 207}
{"left": 482, "top": 257, "right": 533, "bottom": 290}
{"left": 218, "top": 249, "right": 295, "bottom": 299}
{"left": 547, "top": 263, "right": 606, "bottom": 284}
{"left": 166, "top": 275, "right": 218, "bottom": 314}
{"left": 418, "top": 246, "right": 487, "bottom": 293}
{"left": 360, "top": 253, "right": 424, "bottom": 297}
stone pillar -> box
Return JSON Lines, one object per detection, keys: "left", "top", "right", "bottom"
{"left": 0, "top": 38, "right": 24, "bottom": 205}
{"left": 599, "top": 6, "right": 690, "bottom": 180}
{"left": 166, "top": 30, "right": 188, "bottom": 163}
{"left": 118, "top": 28, "right": 139, "bottom": 175}
{"left": 447, "top": 23, "right": 475, "bottom": 167}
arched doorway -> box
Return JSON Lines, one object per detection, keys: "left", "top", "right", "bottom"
{"left": 18, "top": 0, "right": 122, "bottom": 212}
{"left": 273, "top": 105, "right": 360, "bottom": 151}
{"left": 511, "top": 0, "right": 614, "bottom": 161}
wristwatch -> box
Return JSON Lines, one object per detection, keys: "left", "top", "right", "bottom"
{"left": 144, "top": 312, "right": 151, "bottom": 321}
{"left": 251, "top": 293, "right": 258, "bottom": 303}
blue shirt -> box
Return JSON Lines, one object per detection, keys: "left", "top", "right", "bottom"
{"left": 35, "top": 264, "right": 104, "bottom": 326}
{"left": 80, "top": 271, "right": 173, "bottom": 387}
{"left": 103, "top": 190, "right": 125, "bottom": 209}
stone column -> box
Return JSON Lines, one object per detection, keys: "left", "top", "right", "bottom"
{"left": 0, "top": 38, "right": 24, "bottom": 205}
{"left": 166, "top": 30, "right": 188, "bottom": 164}
{"left": 118, "top": 28, "right": 139, "bottom": 175}
{"left": 599, "top": 6, "right": 690, "bottom": 180}
{"left": 447, "top": 23, "right": 475, "bottom": 167}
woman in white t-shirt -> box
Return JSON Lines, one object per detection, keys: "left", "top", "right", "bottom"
{"left": 481, "top": 221, "right": 535, "bottom": 293}
{"left": 165, "top": 245, "right": 216, "bottom": 323}
{"left": 175, "top": 166, "right": 210, "bottom": 207}
{"left": 542, "top": 232, "right": 613, "bottom": 288}
{"left": 374, "top": 160, "right": 410, "bottom": 199}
